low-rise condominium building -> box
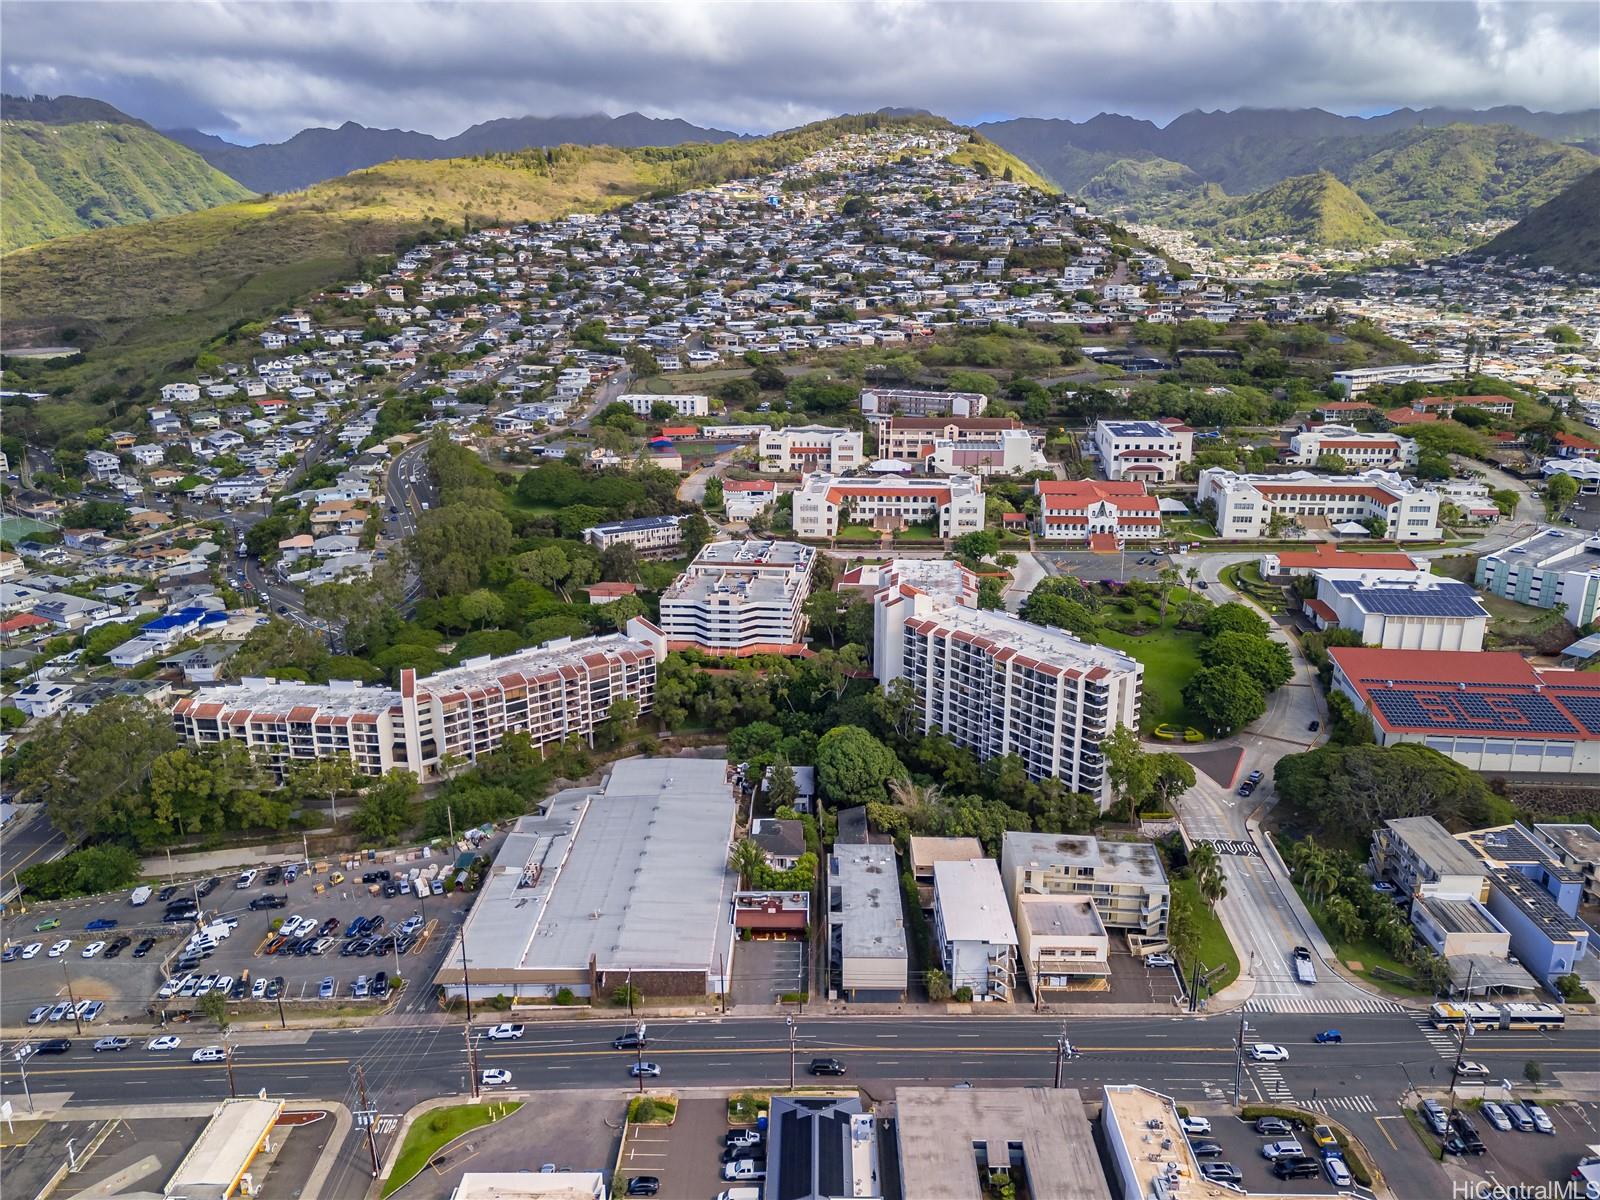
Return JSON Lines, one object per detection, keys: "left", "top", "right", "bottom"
{"left": 657, "top": 539, "right": 814, "bottom": 655}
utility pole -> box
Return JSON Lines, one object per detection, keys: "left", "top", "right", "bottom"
{"left": 626, "top": 968, "right": 634, "bottom": 1018}
{"left": 1233, "top": 1013, "right": 1249, "bottom": 1109}
{"left": 11, "top": 1043, "right": 34, "bottom": 1112}
{"left": 355, "top": 1065, "right": 380, "bottom": 1177}
{"left": 1033, "top": 953, "right": 1042, "bottom": 1013}
{"left": 465, "top": 1024, "right": 481, "bottom": 1100}
{"left": 223, "top": 1033, "right": 238, "bottom": 1099}
{"left": 62, "top": 962, "right": 82, "bottom": 1034}
{"left": 458, "top": 936, "right": 473, "bottom": 1023}
{"left": 636, "top": 1026, "right": 646, "bottom": 1095}
{"left": 1054, "top": 1023, "right": 1072, "bottom": 1089}
{"left": 276, "top": 990, "right": 287, "bottom": 1030}
{"left": 718, "top": 953, "right": 727, "bottom": 1015}
{"left": 786, "top": 1016, "right": 797, "bottom": 1092}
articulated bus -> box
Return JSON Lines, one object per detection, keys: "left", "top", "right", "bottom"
{"left": 1430, "top": 1002, "right": 1564, "bottom": 1032}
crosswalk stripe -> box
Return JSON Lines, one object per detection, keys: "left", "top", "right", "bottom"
{"left": 1241, "top": 995, "right": 1407, "bottom": 1014}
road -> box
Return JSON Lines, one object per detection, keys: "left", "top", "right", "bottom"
{"left": 0, "top": 807, "right": 68, "bottom": 900}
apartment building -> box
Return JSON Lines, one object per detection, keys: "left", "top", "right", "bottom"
{"left": 1092, "top": 419, "right": 1194, "bottom": 482}
{"left": 1475, "top": 528, "right": 1600, "bottom": 626}
{"left": 792, "top": 472, "right": 985, "bottom": 539}
{"left": 1198, "top": 467, "right": 1444, "bottom": 541}
{"left": 874, "top": 587, "right": 1142, "bottom": 801}
{"left": 859, "top": 387, "right": 988, "bottom": 420}
{"left": 1413, "top": 394, "right": 1517, "bottom": 418}
{"left": 1015, "top": 894, "right": 1111, "bottom": 995}
{"left": 999, "top": 832, "right": 1170, "bottom": 943}
{"left": 1302, "top": 576, "right": 1488, "bottom": 651}
{"left": 1289, "top": 425, "right": 1417, "bottom": 468}
{"left": 1033, "top": 480, "right": 1163, "bottom": 544}
{"left": 1531, "top": 823, "right": 1600, "bottom": 907}
{"left": 657, "top": 539, "right": 814, "bottom": 655}
{"left": 581, "top": 514, "right": 683, "bottom": 557}
{"left": 172, "top": 620, "right": 665, "bottom": 779}
{"left": 932, "top": 858, "right": 1019, "bottom": 1001}
{"left": 828, "top": 843, "right": 909, "bottom": 1001}
{"left": 880, "top": 415, "right": 1027, "bottom": 463}
{"left": 757, "top": 424, "right": 863, "bottom": 474}
{"left": 622, "top": 391, "right": 709, "bottom": 417}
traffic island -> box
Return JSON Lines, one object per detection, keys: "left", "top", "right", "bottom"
{"left": 380, "top": 1100, "right": 522, "bottom": 1197}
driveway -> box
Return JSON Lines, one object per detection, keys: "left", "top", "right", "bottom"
{"left": 731, "top": 938, "right": 806, "bottom": 1007}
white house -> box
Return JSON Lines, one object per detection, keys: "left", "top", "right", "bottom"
{"left": 622, "top": 392, "right": 709, "bottom": 417}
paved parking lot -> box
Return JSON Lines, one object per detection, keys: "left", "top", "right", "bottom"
{"left": 1033, "top": 949, "right": 1184, "bottom": 1009}
{"left": 731, "top": 938, "right": 805, "bottom": 1007}
{"left": 1037, "top": 549, "right": 1176, "bottom": 584}
{"left": 1189, "top": 1113, "right": 1344, "bottom": 1196}
{"left": 618, "top": 1095, "right": 736, "bottom": 1200}
{"left": 398, "top": 1097, "right": 626, "bottom": 1199}
{"left": 3, "top": 860, "right": 472, "bottom": 1028}
{"left": 1452, "top": 1099, "right": 1600, "bottom": 1193}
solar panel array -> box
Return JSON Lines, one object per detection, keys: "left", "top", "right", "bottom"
{"left": 1329, "top": 579, "right": 1487, "bottom": 617}
{"left": 1553, "top": 692, "right": 1600, "bottom": 734}
{"left": 1367, "top": 687, "right": 1579, "bottom": 735}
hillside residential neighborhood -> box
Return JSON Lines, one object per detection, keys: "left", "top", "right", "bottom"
{"left": 2, "top": 76, "right": 1599, "bottom": 1200}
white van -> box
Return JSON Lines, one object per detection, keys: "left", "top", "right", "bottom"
{"left": 716, "top": 1190, "right": 762, "bottom": 1200}
{"left": 130, "top": 886, "right": 152, "bottom": 907}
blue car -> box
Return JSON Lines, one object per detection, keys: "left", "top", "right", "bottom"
{"left": 85, "top": 918, "right": 119, "bottom": 932}
{"left": 1314, "top": 1029, "right": 1343, "bottom": 1044}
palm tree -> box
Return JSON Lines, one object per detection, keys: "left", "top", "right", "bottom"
{"left": 729, "top": 838, "right": 767, "bottom": 888}
{"left": 887, "top": 777, "right": 943, "bottom": 831}
{"left": 1156, "top": 566, "right": 1182, "bottom": 626}
{"left": 1189, "top": 842, "right": 1227, "bottom": 911}
{"left": 1301, "top": 856, "right": 1340, "bottom": 907}
{"left": 1184, "top": 565, "right": 1201, "bottom": 594}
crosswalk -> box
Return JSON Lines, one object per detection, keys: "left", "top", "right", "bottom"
{"left": 1241, "top": 994, "right": 1409, "bottom": 1014}
{"left": 1254, "top": 1065, "right": 1295, "bottom": 1103}
{"left": 1306, "top": 1094, "right": 1381, "bottom": 1114}
{"left": 1411, "top": 1014, "right": 1463, "bottom": 1058}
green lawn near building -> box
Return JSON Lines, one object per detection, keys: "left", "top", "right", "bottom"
{"left": 1095, "top": 623, "right": 1208, "bottom": 735}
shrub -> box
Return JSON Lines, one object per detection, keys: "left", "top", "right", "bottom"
{"left": 554, "top": 987, "right": 577, "bottom": 1006}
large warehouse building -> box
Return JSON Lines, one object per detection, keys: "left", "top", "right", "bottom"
{"left": 435, "top": 757, "right": 739, "bottom": 1001}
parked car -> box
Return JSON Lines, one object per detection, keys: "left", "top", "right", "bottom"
{"left": 1505, "top": 1103, "right": 1536, "bottom": 1132}
{"left": 1312, "top": 1124, "right": 1338, "bottom": 1150}
{"left": 1527, "top": 1103, "right": 1555, "bottom": 1135}
{"left": 1314, "top": 1029, "right": 1343, "bottom": 1043}
{"left": 809, "top": 1057, "right": 847, "bottom": 1076}
{"left": 624, "top": 1178, "right": 660, "bottom": 1197}
{"left": 104, "top": 937, "right": 132, "bottom": 958}
{"left": 85, "top": 918, "right": 119, "bottom": 932}
{"left": 726, "top": 1130, "right": 764, "bottom": 1149}
{"left": 47, "top": 939, "right": 72, "bottom": 957}
{"left": 1200, "top": 1163, "right": 1243, "bottom": 1186}
{"left": 1325, "top": 1155, "right": 1353, "bottom": 1187}
{"left": 93, "top": 1037, "right": 132, "bottom": 1052}
{"left": 1260, "top": 1141, "right": 1305, "bottom": 1160}
{"left": 146, "top": 1035, "right": 182, "bottom": 1051}
{"left": 480, "top": 1069, "right": 512, "bottom": 1086}
{"left": 191, "top": 1046, "right": 227, "bottom": 1062}
{"left": 197, "top": 877, "right": 220, "bottom": 898}
{"left": 1179, "top": 1116, "right": 1211, "bottom": 1136}
{"left": 1480, "top": 1101, "right": 1512, "bottom": 1132}
{"left": 1451, "top": 1114, "right": 1486, "bottom": 1155}
{"left": 48, "top": 1000, "right": 73, "bottom": 1021}
{"left": 132, "top": 938, "right": 156, "bottom": 958}
{"left": 1272, "top": 1156, "right": 1321, "bottom": 1180}
{"left": 21, "top": 943, "right": 43, "bottom": 960}
{"left": 1254, "top": 1117, "right": 1293, "bottom": 1137}
{"left": 249, "top": 895, "right": 286, "bottom": 911}
{"left": 235, "top": 870, "right": 257, "bottom": 889}
{"left": 26, "top": 1006, "right": 50, "bottom": 1024}
{"left": 1250, "top": 1043, "right": 1288, "bottom": 1062}
{"left": 262, "top": 867, "right": 282, "bottom": 886}
{"left": 81, "top": 1001, "right": 104, "bottom": 1022}
{"left": 319, "top": 977, "right": 336, "bottom": 999}
{"left": 1145, "top": 953, "right": 1175, "bottom": 968}
{"left": 82, "top": 940, "right": 107, "bottom": 958}
{"left": 1421, "top": 1099, "right": 1450, "bottom": 1137}
{"left": 1190, "top": 1140, "right": 1224, "bottom": 1158}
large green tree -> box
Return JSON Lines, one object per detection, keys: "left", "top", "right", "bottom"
{"left": 1200, "top": 631, "right": 1293, "bottom": 692}
{"left": 1274, "top": 742, "right": 1511, "bottom": 836}
{"left": 814, "top": 726, "right": 907, "bottom": 809}
{"left": 1183, "top": 664, "right": 1266, "bottom": 734}
{"left": 353, "top": 770, "right": 419, "bottom": 841}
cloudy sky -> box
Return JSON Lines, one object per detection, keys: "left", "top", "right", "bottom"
{"left": 3, "top": 1, "right": 1596, "bottom": 144}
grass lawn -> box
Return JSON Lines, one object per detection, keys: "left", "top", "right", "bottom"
{"left": 1172, "top": 876, "right": 1240, "bottom": 993}
{"left": 1293, "top": 884, "right": 1435, "bottom": 998}
{"left": 383, "top": 1102, "right": 522, "bottom": 1196}
{"left": 628, "top": 1094, "right": 677, "bottom": 1124}
{"left": 832, "top": 524, "right": 884, "bottom": 543}
{"left": 1094, "top": 623, "right": 1208, "bottom": 734}
{"left": 892, "top": 523, "right": 942, "bottom": 542}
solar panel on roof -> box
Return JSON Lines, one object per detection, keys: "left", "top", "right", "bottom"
{"left": 1368, "top": 687, "right": 1578, "bottom": 735}
{"left": 1554, "top": 693, "right": 1600, "bottom": 734}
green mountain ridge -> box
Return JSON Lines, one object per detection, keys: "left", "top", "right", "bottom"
{"left": 1176, "top": 171, "right": 1396, "bottom": 248}
{"left": 1476, "top": 168, "right": 1600, "bottom": 276}
{"left": 2, "top": 115, "right": 255, "bottom": 252}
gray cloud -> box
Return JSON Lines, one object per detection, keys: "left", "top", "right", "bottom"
{"left": 2, "top": 0, "right": 1595, "bottom": 143}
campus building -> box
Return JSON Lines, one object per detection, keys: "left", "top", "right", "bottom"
{"left": 758, "top": 424, "right": 863, "bottom": 474}
{"left": 657, "top": 539, "right": 814, "bottom": 655}
{"left": 874, "top": 588, "right": 1142, "bottom": 802}
{"left": 792, "top": 472, "right": 985, "bottom": 539}
{"left": 1091, "top": 419, "right": 1194, "bottom": 482}
{"left": 1329, "top": 646, "right": 1600, "bottom": 777}
{"left": 859, "top": 387, "right": 988, "bottom": 420}
{"left": 1033, "top": 480, "right": 1163, "bottom": 544}
{"left": 1331, "top": 364, "right": 1454, "bottom": 397}
{"left": 1288, "top": 424, "right": 1418, "bottom": 468}
{"left": 172, "top": 621, "right": 665, "bottom": 779}
{"left": 879, "top": 415, "right": 1030, "bottom": 465}
{"left": 581, "top": 514, "right": 684, "bottom": 557}
{"left": 1198, "top": 467, "right": 1444, "bottom": 541}
{"left": 1302, "top": 576, "right": 1489, "bottom": 652}
{"left": 1475, "top": 528, "right": 1600, "bottom": 627}
{"left": 620, "top": 391, "right": 709, "bottom": 417}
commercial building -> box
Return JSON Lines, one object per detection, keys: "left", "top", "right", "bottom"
{"left": 1033, "top": 480, "right": 1163, "bottom": 544}
{"left": 1412, "top": 394, "right": 1517, "bottom": 418}
{"left": 874, "top": 587, "right": 1142, "bottom": 801}
{"left": 621, "top": 391, "right": 709, "bottom": 417}
{"left": 1329, "top": 646, "right": 1600, "bottom": 777}
{"left": 1092, "top": 419, "right": 1194, "bottom": 482}
{"left": 828, "top": 842, "right": 908, "bottom": 1001}
{"left": 1198, "top": 467, "right": 1443, "bottom": 541}
{"left": 1015, "top": 893, "right": 1110, "bottom": 996}
{"left": 1302, "top": 576, "right": 1488, "bottom": 651}
{"left": 657, "top": 539, "right": 814, "bottom": 655}
{"left": 895, "top": 1087, "right": 1111, "bottom": 1200}
{"left": 1101, "top": 1085, "right": 1207, "bottom": 1200}
{"left": 879, "top": 415, "right": 1028, "bottom": 465}
{"left": 1475, "top": 528, "right": 1600, "bottom": 626}
{"left": 732, "top": 889, "right": 809, "bottom": 937}
{"left": 758, "top": 424, "right": 863, "bottom": 474}
{"left": 999, "top": 832, "right": 1170, "bottom": 944}
{"left": 448, "top": 1174, "right": 607, "bottom": 1200}
{"left": 763, "top": 1094, "right": 882, "bottom": 1200}
{"left": 433, "top": 757, "right": 738, "bottom": 1001}
{"left": 164, "top": 1097, "right": 285, "bottom": 1200}
{"left": 1460, "top": 822, "right": 1593, "bottom": 985}
{"left": 172, "top": 621, "right": 664, "bottom": 779}
{"left": 909, "top": 835, "right": 984, "bottom": 908}
{"left": 1289, "top": 424, "right": 1417, "bottom": 468}
{"left": 932, "top": 858, "right": 1019, "bottom": 1001}
{"left": 859, "top": 386, "right": 987, "bottom": 420}
{"left": 581, "top": 514, "right": 684, "bottom": 557}
{"left": 1331, "top": 364, "right": 1454, "bottom": 397}
{"left": 792, "top": 472, "right": 985, "bottom": 539}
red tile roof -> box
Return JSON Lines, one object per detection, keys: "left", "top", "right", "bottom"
{"left": 1270, "top": 544, "right": 1421, "bottom": 571}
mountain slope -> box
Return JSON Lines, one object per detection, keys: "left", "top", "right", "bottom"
{"left": 1, "top": 115, "right": 254, "bottom": 252}
{"left": 1476, "top": 168, "right": 1600, "bottom": 275}
{"left": 165, "top": 111, "right": 746, "bottom": 192}
{"left": 1080, "top": 157, "right": 1203, "bottom": 205}
{"left": 1176, "top": 171, "right": 1396, "bottom": 247}
{"left": 1, "top": 113, "right": 995, "bottom": 438}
